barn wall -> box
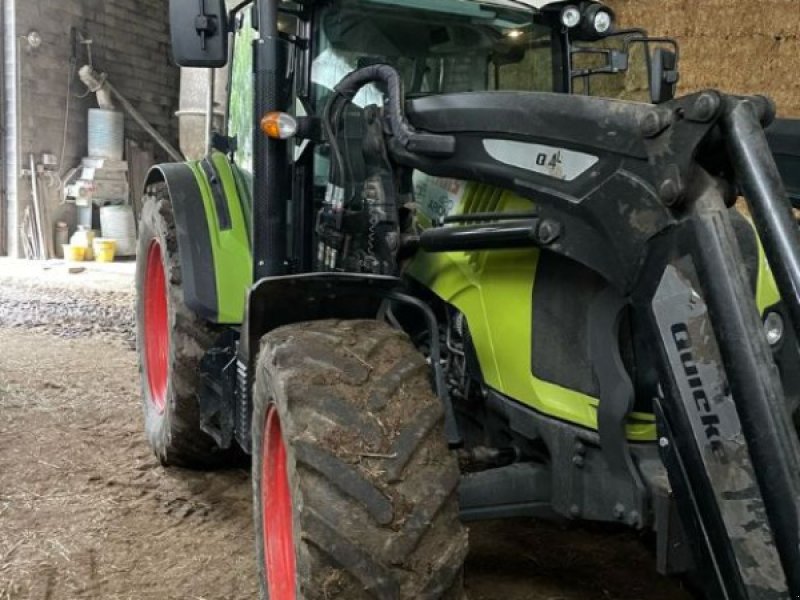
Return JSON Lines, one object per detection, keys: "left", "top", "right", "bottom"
{"left": 606, "top": 0, "right": 800, "bottom": 116}
{"left": 6, "top": 0, "right": 179, "bottom": 257}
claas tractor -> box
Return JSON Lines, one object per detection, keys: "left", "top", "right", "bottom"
{"left": 135, "top": 0, "right": 800, "bottom": 597}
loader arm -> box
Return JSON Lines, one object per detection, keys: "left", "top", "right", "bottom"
{"left": 321, "top": 66, "right": 800, "bottom": 599}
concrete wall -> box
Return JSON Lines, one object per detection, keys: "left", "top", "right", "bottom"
{"left": 3, "top": 1, "right": 16, "bottom": 256}
{"left": 606, "top": 0, "right": 800, "bottom": 117}
{"left": 5, "top": 0, "right": 179, "bottom": 257}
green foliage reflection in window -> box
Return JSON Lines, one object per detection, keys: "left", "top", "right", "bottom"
{"left": 229, "top": 11, "right": 255, "bottom": 176}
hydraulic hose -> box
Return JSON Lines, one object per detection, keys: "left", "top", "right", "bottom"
{"left": 328, "top": 64, "right": 455, "bottom": 157}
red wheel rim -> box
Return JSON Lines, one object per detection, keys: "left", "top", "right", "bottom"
{"left": 144, "top": 239, "right": 169, "bottom": 414}
{"left": 262, "top": 405, "right": 297, "bottom": 600}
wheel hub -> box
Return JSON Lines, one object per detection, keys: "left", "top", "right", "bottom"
{"left": 262, "top": 405, "right": 297, "bottom": 600}
{"left": 144, "top": 239, "right": 169, "bottom": 413}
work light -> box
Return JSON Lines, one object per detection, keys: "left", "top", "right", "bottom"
{"left": 560, "top": 5, "right": 581, "bottom": 29}
{"left": 764, "top": 311, "right": 785, "bottom": 346}
{"left": 582, "top": 4, "right": 614, "bottom": 35}
{"left": 592, "top": 9, "right": 612, "bottom": 34}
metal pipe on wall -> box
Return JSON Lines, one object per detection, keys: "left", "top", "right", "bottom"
{"left": 14, "top": 35, "right": 22, "bottom": 256}
{"left": 78, "top": 65, "right": 184, "bottom": 163}
{"left": 0, "top": 4, "right": 5, "bottom": 256}
{"left": 28, "top": 153, "right": 47, "bottom": 259}
{"left": 1, "top": 0, "right": 19, "bottom": 256}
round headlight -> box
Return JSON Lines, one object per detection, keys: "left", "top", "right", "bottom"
{"left": 561, "top": 6, "right": 581, "bottom": 29}
{"left": 593, "top": 9, "right": 613, "bottom": 34}
{"left": 764, "top": 311, "right": 784, "bottom": 346}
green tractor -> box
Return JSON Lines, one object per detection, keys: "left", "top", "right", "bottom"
{"left": 136, "top": 0, "right": 800, "bottom": 597}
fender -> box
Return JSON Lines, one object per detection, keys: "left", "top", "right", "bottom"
{"left": 239, "top": 272, "right": 400, "bottom": 371}
{"left": 235, "top": 272, "right": 400, "bottom": 450}
{"left": 144, "top": 152, "right": 252, "bottom": 323}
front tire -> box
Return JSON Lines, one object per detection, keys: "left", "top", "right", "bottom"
{"left": 135, "top": 183, "right": 227, "bottom": 468}
{"left": 252, "top": 319, "right": 468, "bottom": 599}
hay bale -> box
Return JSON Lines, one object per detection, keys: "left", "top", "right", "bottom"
{"left": 605, "top": 0, "right": 800, "bottom": 116}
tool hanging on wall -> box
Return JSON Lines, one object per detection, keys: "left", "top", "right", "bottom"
{"left": 28, "top": 153, "right": 52, "bottom": 259}
{"left": 21, "top": 206, "right": 37, "bottom": 259}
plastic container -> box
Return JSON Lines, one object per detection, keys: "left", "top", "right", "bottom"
{"left": 70, "top": 226, "right": 96, "bottom": 260}
{"left": 93, "top": 238, "right": 117, "bottom": 262}
{"left": 62, "top": 244, "right": 86, "bottom": 262}
{"left": 100, "top": 205, "right": 136, "bottom": 256}
{"left": 88, "top": 108, "right": 124, "bottom": 159}
{"left": 55, "top": 222, "right": 69, "bottom": 259}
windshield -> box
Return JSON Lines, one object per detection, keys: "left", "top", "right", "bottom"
{"left": 311, "top": 0, "right": 554, "bottom": 108}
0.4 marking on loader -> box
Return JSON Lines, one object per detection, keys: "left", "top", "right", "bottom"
{"left": 482, "top": 139, "right": 598, "bottom": 182}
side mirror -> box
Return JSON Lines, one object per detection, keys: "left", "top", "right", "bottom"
{"left": 650, "top": 48, "right": 678, "bottom": 104}
{"left": 170, "top": 0, "right": 228, "bottom": 68}
{"left": 492, "top": 44, "right": 527, "bottom": 68}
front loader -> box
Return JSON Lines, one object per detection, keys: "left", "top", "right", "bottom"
{"left": 135, "top": 0, "right": 800, "bottom": 597}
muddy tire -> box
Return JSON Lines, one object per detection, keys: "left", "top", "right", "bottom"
{"left": 252, "top": 319, "right": 468, "bottom": 599}
{"left": 135, "top": 183, "right": 228, "bottom": 468}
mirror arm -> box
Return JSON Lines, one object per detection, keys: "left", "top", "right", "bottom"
{"left": 228, "top": 1, "right": 309, "bottom": 24}
{"left": 228, "top": 0, "right": 252, "bottom": 25}
{"left": 570, "top": 66, "right": 619, "bottom": 78}
{"left": 195, "top": 0, "right": 219, "bottom": 50}
{"left": 279, "top": 32, "right": 308, "bottom": 50}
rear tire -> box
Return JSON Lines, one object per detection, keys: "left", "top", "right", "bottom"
{"left": 252, "top": 319, "right": 468, "bottom": 599}
{"left": 135, "top": 183, "right": 228, "bottom": 468}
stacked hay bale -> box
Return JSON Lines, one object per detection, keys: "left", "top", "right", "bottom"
{"left": 606, "top": 0, "right": 800, "bottom": 116}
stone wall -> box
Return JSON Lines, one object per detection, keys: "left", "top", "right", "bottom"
{"left": 606, "top": 0, "right": 800, "bottom": 116}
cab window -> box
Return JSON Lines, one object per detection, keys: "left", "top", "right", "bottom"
{"left": 227, "top": 9, "right": 257, "bottom": 187}
{"left": 310, "top": 0, "right": 554, "bottom": 110}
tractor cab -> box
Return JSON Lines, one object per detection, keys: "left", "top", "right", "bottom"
{"left": 222, "top": 0, "right": 679, "bottom": 130}
{"left": 214, "top": 0, "right": 681, "bottom": 273}
{"left": 298, "top": 0, "right": 678, "bottom": 103}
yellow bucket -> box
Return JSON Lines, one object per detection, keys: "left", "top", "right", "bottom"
{"left": 70, "top": 228, "right": 96, "bottom": 260}
{"left": 93, "top": 238, "right": 117, "bottom": 263}
{"left": 62, "top": 244, "right": 86, "bottom": 262}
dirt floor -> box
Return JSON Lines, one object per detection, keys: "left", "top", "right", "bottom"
{"left": 0, "top": 259, "right": 691, "bottom": 599}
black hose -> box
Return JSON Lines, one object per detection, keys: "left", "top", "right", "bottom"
{"left": 328, "top": 64, "right": 455, "bottom": 157}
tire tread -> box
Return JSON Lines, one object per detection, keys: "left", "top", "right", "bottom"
{"left": 252, "top": 319, "right": 467, "bottom": 599}
{"left": 136, "top": 183, "right": 228, "bottom": 468}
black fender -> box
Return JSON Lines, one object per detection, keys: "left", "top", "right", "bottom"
{"left": 235, "top": 273, "right": 401, "bottom": 450}
{"left": 144, "top": 163, "right": 218, "bottom": 321}
{"left": 239, "top": 272, "right": 400, "bottom": 368}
